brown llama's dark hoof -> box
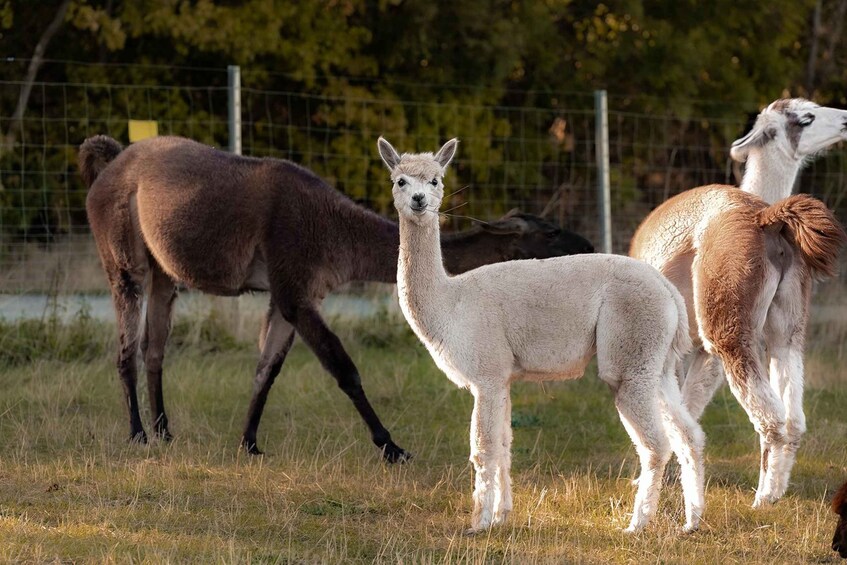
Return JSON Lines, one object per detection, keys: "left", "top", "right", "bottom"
{"left": 382, "top": 442, "right": 412, "bottom": 464}
{"left": 129, "top": 430, "right": 148, "bottom": 444}
{"left": 241, "top": 439, "right": 264, "bottom": 456}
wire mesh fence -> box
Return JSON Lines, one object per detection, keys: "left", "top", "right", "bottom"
{"left": 1, "top": 62, "right": 846, "bottom": 295}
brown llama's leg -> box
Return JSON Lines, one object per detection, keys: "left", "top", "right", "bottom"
{"left": 141, "top": 263, "right": 177, "bottom": 441}
{"left": 241, "top": 301, "right": 295, "bottom": 455}
{"left": 109, "top": 267, "right": 146, "bottom": 443}
{"left": 286, "top": 302, "right": 410, "bottom": 463}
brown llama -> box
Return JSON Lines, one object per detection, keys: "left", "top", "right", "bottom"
{"left": 79, "top": 134, "right": 593, "bottom": 461}
{"left": 630, "top": 99, "right": 847, "bottom": 507}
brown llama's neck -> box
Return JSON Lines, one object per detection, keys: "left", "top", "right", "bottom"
{"left": 335, "top": 203, "right": 402, "bottom": 284}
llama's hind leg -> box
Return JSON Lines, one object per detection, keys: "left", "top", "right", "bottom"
{"left": 468, "top": 386, "right": 509, "bottom": 533}
{"left": 108, "top": 267, "right": 146, "bottom": 443}
{"left": 766, "top": 345, "right": 805, "bottom": 501}
{"left": 764, "top": 265, "right": 810, "bottom": 502}
{"left": 681, "top": 348, "right": 725, "bottom": 421}
{"left": 614, "top": 379, "right": 672, "bottom": 533}
{"left": 241, "top": 301, "right": 295, "bottom": 455}
{"left": 141, "top": 263, "right": 177, "bottom": 441}
{"left": 659, "top": 372, "right": 706, "bottom": 532}
{"left": 493, "top": 391, "right": 513, "bottom": 525}
{"left": 717, "top": 349, "right": 787, "bottom": 507}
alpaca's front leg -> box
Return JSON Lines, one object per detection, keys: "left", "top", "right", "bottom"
{"left": 494, "top": 391, "right": 513, "bottom": 526}
{"left": 468, "top": 388, "right": 508, "bottom": 533}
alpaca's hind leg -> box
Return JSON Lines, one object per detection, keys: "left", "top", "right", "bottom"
{"left": 717, "top": 349, "right": 787, "bottom": 507}
{"left": 141, "top": 263, "right": 177, "bottom": 441}
{"left": 468, "top": 387, "right": 509, "bottom": 533}
{"left": 766, "top": 345, "right": 805, "bottom": 500}
{"left": 615, "top": 380, "right": 672, "bottom": 533}
{"left": 108, "top": 267, "right": 146, "bottom": 443}
{"left": 494, "top": 391, "right": 513, "bottom": 525}
{"left": 764, "top": 265, "right": 810, "bottom": 502}
{"left": 241, "top": 301, "right": 295, "bottom": 455}
{"left": 659, "top": 373, "right": 706, "bottom": 532}
{"left": 681, "top": 347, "right": 725, "bottom": 421}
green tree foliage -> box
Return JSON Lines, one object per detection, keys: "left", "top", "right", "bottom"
{"left": 0, "top": 0, "right": 844, "bottom": 239}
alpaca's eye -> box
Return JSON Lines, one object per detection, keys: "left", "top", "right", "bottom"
{"left": 798, "top": 113, "right": 815, "bottom": 127}
{"left": 430, "top": 178, "right": 438, "bottom": 186}
{"left": 397, "top": 178, "right": 406, "bottom": 187}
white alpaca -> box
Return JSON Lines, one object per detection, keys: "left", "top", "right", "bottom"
{"left": 630, "top": 99, "right": 847, "bottom": 508}
{"left": 378, "top": 137, "right": 706, "bottom": 534}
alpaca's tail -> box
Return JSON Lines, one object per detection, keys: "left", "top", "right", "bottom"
{"left": 78, "top": 135, "right": 123, "bottom": 188}
{"left": 757, "top": 194, "right": 847, "bottom": 280}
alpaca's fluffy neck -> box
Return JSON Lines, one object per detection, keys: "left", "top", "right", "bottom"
{"left": 740, "top": 144, "right": 802, "bottom": 204}
{"left": 397, "top": 214, "right": 453, "bottom": 340}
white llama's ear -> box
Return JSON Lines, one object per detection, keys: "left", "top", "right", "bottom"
{"left": 730, "top": 122, "right": 778, "bottom": 162}
{"left": 377, "top": 137, "right": 401, "bottom": 170}
{"left": 434, "top": 138, "right": 459, "bottom": 169}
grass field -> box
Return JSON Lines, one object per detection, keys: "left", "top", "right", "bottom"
{"left": 0, "top": 305, "right": 846, "bottom": 563}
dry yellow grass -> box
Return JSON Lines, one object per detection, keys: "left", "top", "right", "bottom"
{"left": 0, "top": 308, "right": 845, "bottom": 563}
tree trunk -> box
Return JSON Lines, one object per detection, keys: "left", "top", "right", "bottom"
{"left": 2, "top": 0, "right": 72, "bottom": 154}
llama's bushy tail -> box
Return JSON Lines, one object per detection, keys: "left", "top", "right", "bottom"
{"left": 758, "top": 194, "right": 847, "bottom": 280}
{"left": 78, "top": 135, "right": 123, "bottom": 188}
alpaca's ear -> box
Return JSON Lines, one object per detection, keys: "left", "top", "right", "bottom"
{"left": 434, "top": 138, "right": 459, "bottom": 169}
{"left": 730, "top": 122, "right": 777, "bottom": 163}
{"left": 377, "top": 137, "right": 401, "bottom": 170}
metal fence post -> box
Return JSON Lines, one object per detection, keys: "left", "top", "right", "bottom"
{"left": 228, "top": 65, "right": 242, "bottom": 155}
{"left": 594, "top": 89, "right": 612, "bottom": 254}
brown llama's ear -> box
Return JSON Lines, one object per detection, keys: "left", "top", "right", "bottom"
{"left": 434, "top": 138, "right": 459, "bottom": 169}
{"left": 730, "top": 120, "right": 778, "bottom": 162}
{"left": 377, "top": 137, "right": 401, "bottom": 170}
{"left": 479, "top": 216, "right": 529, "bottom": 235}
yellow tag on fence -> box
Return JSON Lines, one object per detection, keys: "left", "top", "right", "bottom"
{"left": 128, "top": 120, "right": 159, "bottom": 142}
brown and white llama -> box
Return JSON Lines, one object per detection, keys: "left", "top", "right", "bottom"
{"left": 79, "top": 134, "right": 593, "bottom": 461}
{"left": 380, "top": 136, "right": 705, "bottom": 533}
{"left": 630, "top": 99, "right": 847, "bottom": 507}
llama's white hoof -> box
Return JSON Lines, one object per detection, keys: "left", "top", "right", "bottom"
{"left": 623, "top": 524, "right": 645, "bottom": 534}
{"left": 752, "top": 494, "right": 777, "bottom": 509}
{"left": 492, "top": 510, "right": 510, "bottom": 526}
{"left": 681, "top": 522, "right": 700, "bottom": 534}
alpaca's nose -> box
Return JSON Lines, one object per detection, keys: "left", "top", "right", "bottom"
{"left": 412, "top": 193, "right": 425, "bottom": 204}
{"left": 411, "top": 193, "right": 426, "bottom": 210}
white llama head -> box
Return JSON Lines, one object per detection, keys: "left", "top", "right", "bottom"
{"left": 377, "top": 137, "right": 458, "bottom": 223}
{"left": 731, "top": 98, "right": 847, "bottom": 163}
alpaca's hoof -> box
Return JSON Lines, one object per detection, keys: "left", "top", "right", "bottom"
{"left": 381, "top": 442, "right": 412, "bottom": 464}
{"left": 464, "top": 527, "right": 483, "bottom": 537}
{"left": 129, "top": 430, "right": 148, "bottom": 444}
{"left": 752, "top": 494, "right": 777, "bottom": 509}
{"left": 240, "top": 439, "right": 264, "bottom": 456}
{"left": 681, "top": 523, "right": 700, "bottom": 534}
{"left": 492, "top": 510, "right": 510, "bottom": 527}
{"left": 623, "top": 521, "right": 647, "bottom": 534}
